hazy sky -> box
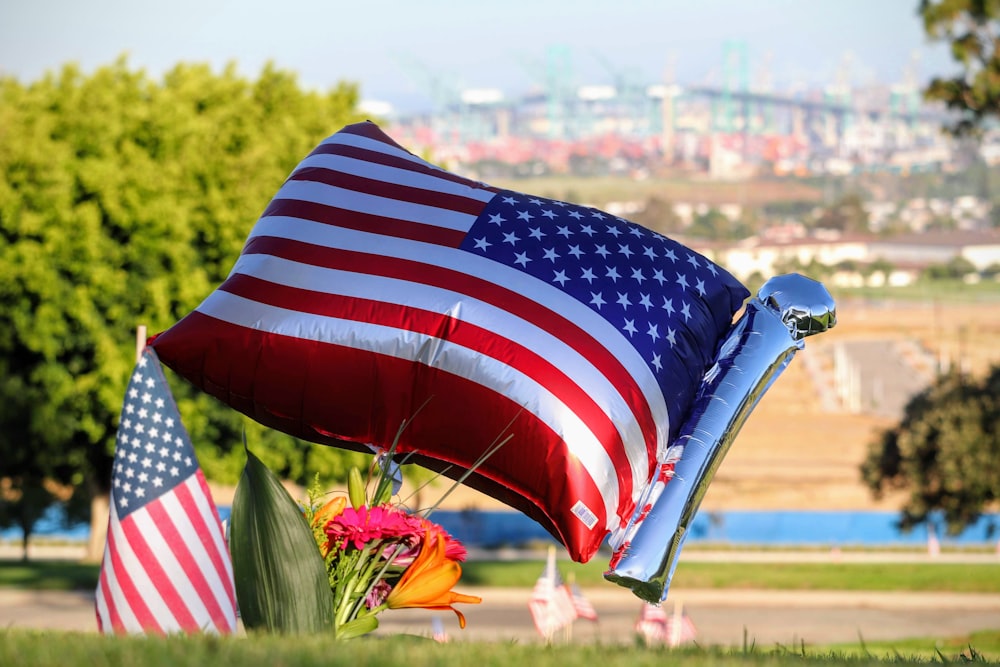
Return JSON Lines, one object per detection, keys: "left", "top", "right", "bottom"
{"left": 2, "top": 1, "right": 957, "bottom": 112}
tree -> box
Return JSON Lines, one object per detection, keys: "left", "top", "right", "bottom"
{"left": 861, "top": 366, "right": 1000, "bottom": 535}
{"left": 921, "top": 0, "right": 1000, "bottom": 136}
{"left": 0, "top": 58, "right": 371, "bottom": 559}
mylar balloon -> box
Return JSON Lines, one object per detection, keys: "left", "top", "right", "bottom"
{"left": 150, "top": 121, "right": 750, "bottom": 563}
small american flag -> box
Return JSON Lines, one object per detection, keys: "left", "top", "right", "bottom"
{"left": 95, "top": 347, "right": 237, "bottom": 634}
{"left": 151, "top": 121, "right": 749, "bottom": 563}
{"left": 569, "top": 581, "right": 598, "bottom": 622}
{"left": 635, "top": 601, "right": 697, "bottom": 646}
{"left": 529, "top": 547, "right": 578, "bottom": 639}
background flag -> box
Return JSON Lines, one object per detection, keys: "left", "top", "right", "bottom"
{"left": 569, "top": 579, "right": 598, "bottom": 622}
{"left": 635, "top": 600, "right": 697, "bottom": 646}
{"left": 95, "top": 347, "right": 237, "bottom": 634}
{"left": 528, "top": 545, "right": 578, "bottom": 640}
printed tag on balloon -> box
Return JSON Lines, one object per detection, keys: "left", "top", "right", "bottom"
{"left": 150, "top": 121, "right": 750, "bottom": 562}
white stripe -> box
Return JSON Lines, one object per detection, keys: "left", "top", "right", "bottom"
{"left": 247, "top": 216, "right": 670, "bottom": 449}
{"left": 130, "top": 506, "right": 213, "bottom": 629}
{"left": 197, "top": 290, "right": 620, "bottom": 527}
{"left": 273, "top": 180, "right": 478, "bottom": 233}
{"left": 229, "top": 251, "right": 650, "bottom": 498}
{"left": 295, "top": 152, "right": 495, "bottom": 202}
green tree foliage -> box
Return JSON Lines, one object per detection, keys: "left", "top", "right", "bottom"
{"left": 0, "top": 57, "right": 373, "bottom": 549}
{"left": 921, "top": 0, "right": 1000, "bottom": 136}
{"left": 861, "top": 366, "right": 1000, "bottom": 534}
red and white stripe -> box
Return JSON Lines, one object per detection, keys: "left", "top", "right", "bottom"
{"left": 95, "top": 472, "right": 236, "bottom": 634}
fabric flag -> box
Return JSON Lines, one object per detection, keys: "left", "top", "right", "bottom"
{"left": 635, "top": 601, "right": 697, "bottom": 646}
{"left": 635, "top": 601, "right": 669, "bottom": 643}
{"left": 569, "top": 581, "right": 598, "bottom": 622}
{"left": 150, "top": 121, "right": 750, "bottom": 563}
{"left": 95, "top": 347, "right": 237, "bottom": 635}
{"left": 529, "top": 546, "right": 578, "bottom": 639}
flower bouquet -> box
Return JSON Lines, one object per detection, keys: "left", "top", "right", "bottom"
{"left": 228, "top": 425, "right": 501, "bottom": 639}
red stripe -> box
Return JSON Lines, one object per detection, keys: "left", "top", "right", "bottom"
{"left": 261, "top": 198, "right": 468, "bottom": 247}
{"left": 146, "top": 489, "right": 231, "bottom": 631}
{"left": 107, "top": 516, "right": 164, "bottom": 634}
{"left": 240, "top": 235, "right": 658, "bottom": 470}
{"left": 121, "top": 509, "right": 201, "bottom": 631}
{"left": 289, "top": 165, "right": 489, "bottom": 216}
{"left": 219, "top": 272, "right": 636, "bottom": 503}
{"left": 152, "top": 316, "right": 611, "bottom": 561}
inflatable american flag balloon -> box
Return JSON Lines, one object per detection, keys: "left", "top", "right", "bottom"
{"left": 150, "top": 121, "right": 749, "bottom": 562}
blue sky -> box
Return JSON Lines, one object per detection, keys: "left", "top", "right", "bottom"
{"left": 1, "top": 1, "right": 956, "bottom": 112}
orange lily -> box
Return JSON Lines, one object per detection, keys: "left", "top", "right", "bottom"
{"left": 311, "top": 496, "right": 347, "bottom": 556}
{"left": 386, "top": 530, "right": 481, "bottom": 627}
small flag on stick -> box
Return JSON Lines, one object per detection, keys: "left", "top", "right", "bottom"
{"left": 528, "top": 545, "right": 577, "bottom": 640}
{"left": 95, "top": 345, "right": 237, "bottom": 634}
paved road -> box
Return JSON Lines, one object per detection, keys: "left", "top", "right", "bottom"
{"left": 3, "top": 586, "right": 999, "bottom": 648}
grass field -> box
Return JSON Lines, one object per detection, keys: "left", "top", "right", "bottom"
{"left": 4, "top": 557, "right": 999, "bottom": 593}
{"left": 0, "top": 630, "right": 995, "bottom": 666}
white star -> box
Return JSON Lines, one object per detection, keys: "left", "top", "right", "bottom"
{"left": 662, "top": 298, "right": 675, "bottom": 315}
{"left": 589, "top": 292, "right": 606, "bottom": 308}
{"left": 652, "top": 354, "right": 663, "bottom": 371}
{"left": 128, "top": 387, "right": 138, "bottom": 400}
{"left": 676, "top": 273, "right": 690, "bottom": 290}
{"left": 616, "top": 292, "right": 632, "bottom": 308}
{"left": 647, "top": 323, "right": 661, "bottom": 341}
{"left": 122, "top": 482, "right": 132, "bottom": 494}
{"left": 623, "top": 319, "right": 637, "bottom": 336}
{"left": 556, "top": 225, "right": 571, "bottom": 237}
{"left": 170, "top": 466, "right": 180, "bottom": 476}
{"left": 502, "top": 195, "right": 517, "bottom": 205}
{"left": 516, "top": 209, "right": 533, "bottom": 222}
{"left": 605, "top": 266, "right": 621, "bottom": 282}
{"left": 639, "top": 294, "right": 653, "bottom": 311}
{"left": 553, "top": 269, "right": 570, "bottom": 286}
{"left": 513, "top": 251, "right": 530, "bottom": 267}
{"left": 681, "top": 302, "right": 692, "bottom": 321}
{"left": 152, "top": 477, "right": 163, "bottom": 488}
{"left": 542, "top": 209, "right": 558, "bottom": 219}
{"left": 568, "top": 244, "right": 584, "bottom": 259}
{"left": 617, "top": 243, "right": 633, "bottom": 258}
{"left": 594, "top": 244, "right": 610, "bottom": 258}
{"left": 137, "top": 407, "right": 148, "bottom": 419}
{"left": 528, "top": 227, "right": 544, "bottom": 240}
{"left": 591, "top": 210, "right": 607, "bottom": 220}
{"left": 135, "top": 488, "right": 145, "bottom": 498}
{"left": 125, "top": 468, "right": 135, "bottom": 479}
{"left": 120, "top": 497, "right": 129, "bottom": 508}
{"left": 165, "top": 417, "right": 175, "bottom": 429}
{"left": 148, "top": 427, "right": 159, "bottom": 439}
{"left": 502, "top": 231, "right": 520, "bottom": 245}
{"left": 631, "top": 268, "right": 645, "bottom": 283}
{"left": 488, "top": 212, "right": 505, "bottom": 225}
{"left": 666, "top": 328, "right": 677, "bottom": 346}
{"left": 528, "top": 197, "right": 544, "bottom": 205}
{"left": 141, "top": 457, "right": 152, "bottom": 468}
{"left": 664, "top": 248, "right": 678, "bottom": 262}
{"left": 542, "top": 247, "right": 559, "bottom": 262}
{"left": 154, "top": 398, "right": 165, "bottom": 409}
{"left": 643, "top": 246, "right": 657, "bottom": 260}
{"left": 158, "top": 446, "right": 169, "bottom": 458}
{"left": 652, "top": 269, "right": 667, "bottom": 285}
{"left": 686, "top": 253, "right": 700, "bottom": 269}
{"left": 629, "top": 226, "right": 644, "bottom": 237}
{"left": 144, "top": 377, "right": 154, "bottom": 389}
{"left": 568, "top": 210, "right": 584, "bottom": 220}
{"left": 578, "top": 222, "right": 594, "bottom": 233}
{"left": 474, "top": 237, "right": 491, "bottom": 251}
{"left": 706, "top": 263, "right": 719, "bottom": 276}
{"left": 696, "top": 278, "right": 707, "bottom": 295}
{"left": 580, "top": 267, "right": 597, "bottom": 283}
{"left": 144, "top": 441, "right": 154, "bottom": 452}
{"left": 127, "top": 452, "right": 138, "bottom": 464}
{"left": 138, "top": 472, "right": 148, "bottom": 483}
{"left": 156, "top": 461, "right": 166, "bottom": 472}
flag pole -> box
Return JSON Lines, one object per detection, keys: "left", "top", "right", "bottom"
{"left": 136, "top": 324, "right": 147, "bottom": 362}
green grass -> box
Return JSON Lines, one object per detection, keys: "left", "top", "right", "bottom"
{"left": 0, "top": 631, "right": 995, "bottom": 667}
{"left": 4, "top": 557, "right": 1000, "bottom": 594}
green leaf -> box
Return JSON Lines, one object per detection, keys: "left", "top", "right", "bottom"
{"left": 230, "top": 447, "right": 334, "bottom": 634}
{"left": 336, "top": 615, "right": 379, "bottom": 640}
